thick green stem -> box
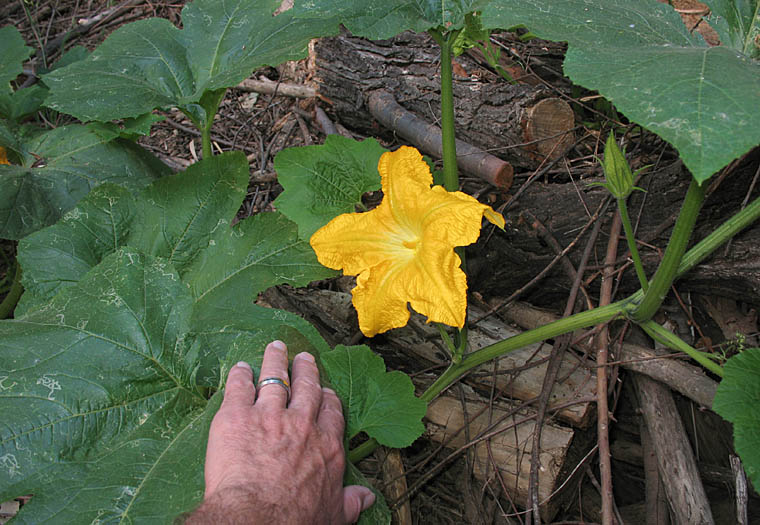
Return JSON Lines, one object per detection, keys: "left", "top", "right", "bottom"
{"left": 617, "top": 198, "right": 648, "bottom": 292}
{"left": 677, "top": 193, "right": 760, "bottom": 275}
{"left": 0, "top": 263, "right": 23, "bottom": 319}
{"left": 201, "top": 126, "right": 213, "bottom": 159}
{"left": 430, "top": 30, "right": 459, "bottom": 193}
{"left": 632, "top": 178, "right": 705, "bottom": 322}
{"left": 420, "top": 300, "right": 625, "bottom": 403}
{"left": 640, "top": 320, "right": 723, "bottom": 377}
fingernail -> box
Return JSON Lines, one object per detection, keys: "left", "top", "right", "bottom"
{"left": 360, "top": 491, "right": 375, "bottom": 510}
{"left": 322, "top": 387, "right": 336, "bottom": 395}
{"left": 235, "top": 361, "right": 251, "bottom": 370}
{"left": 295, "top": 352, "right": 315, "bottom": 363}
{"left": 269, "top": 340, "right": 287, "bottom": 352}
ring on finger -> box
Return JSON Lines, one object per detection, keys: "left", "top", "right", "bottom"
{"left": 258, "top": 377, "right": 291, "bottom": 401}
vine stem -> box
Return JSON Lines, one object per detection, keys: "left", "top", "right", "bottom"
{"left": 617, "top": 197, "right": 648, "bottom": 292}
{"left": 640, "top": 319, "right": 723, "bottom": 377}
{"left": 349, "top": 193, "right": 760, "bottom": 464}
{"left": 201, "top": 126, "right": 213, "bottom": 159}
{"left": 632, "top": 178, "right": 705, "bottom": 321}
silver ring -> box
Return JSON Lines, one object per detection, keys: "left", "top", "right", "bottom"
{"left": 257, "top": 377, "right": 291, "bottom": 400}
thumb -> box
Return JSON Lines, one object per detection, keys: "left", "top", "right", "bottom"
{"left": 341, "top": 485, "right": 376, "bottom": 523}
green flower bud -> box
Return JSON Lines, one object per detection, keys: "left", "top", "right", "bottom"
{"left": 601, "top": 132, "right": 635, "bottom": 198}
{"left": 590, "top": 132, "right": 647, "bottom": 199}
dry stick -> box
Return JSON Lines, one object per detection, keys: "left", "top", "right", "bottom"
{"left": 596, "top": 207, "right": 623, "bottom": 525}
{"left": 526, "top": 198, "right": 607, "bottom": 524}
{"left": 314, "top": 106, "right": 338, "bottom": 136}
{"left": 730, "top": 455, "right": 749, "bottom": 525}
{"left": 473, "top": 196, "right": 613, "bottom": 325}
{"left": 236, "top": 78, "right": 316, "bottom": 99}
{"left": 523, "top": 210, "right": 594, "bottom": 310}
{"left": 367, "top": 90, "right": 514, "bottom": 189}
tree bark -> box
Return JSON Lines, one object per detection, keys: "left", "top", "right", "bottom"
{"left": 312, "top": 31, "right": 575, "bottom": 172}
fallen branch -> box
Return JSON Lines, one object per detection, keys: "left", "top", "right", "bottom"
{"left": 368, "top": 90, "right": 513, "bottom": 189}
{"left": 237, "top": 78, "right": 316, "bottom": 99}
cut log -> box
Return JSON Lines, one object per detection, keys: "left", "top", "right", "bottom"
{"left": 312, "top": 31, "right": 576, "bottom": 171}
{"left": 425, "top": 393, "right": 576, "bottom": 522}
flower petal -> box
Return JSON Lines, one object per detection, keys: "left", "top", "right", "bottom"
{"left": 310, "top": 201, "right": 410, "bottom": 276}
{"left": 351, "top": 240, "right": 467, "bottom": 336}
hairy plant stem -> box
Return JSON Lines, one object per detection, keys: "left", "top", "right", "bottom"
{"left": 640, "top": 319, "right": 723, "bottom": 377}
{"left": 349, "top": 193, "right": 760, "bottom": 464}
{"left": 631, "top": 178, "right": 705, "bottom": 321}
{"left": 617, "top": 197, "right": 648, "bottom": 292}
{"left": 431, "top": 29, "right": 468, "bottom": 352}
{"left": 0, "top": 263, "right": 23, "bottom": 319}
{"left": 201, "top": 126, "right": 213, "bottom": 159}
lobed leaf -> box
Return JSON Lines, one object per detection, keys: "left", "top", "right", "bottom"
{"left": 321, "top": 345, "right": 427, "bottom": 448}
{"left": 43, "top": 0, "right": 338, "bottom": 122}
{"left": 0, "top": 124, "right": 168, "bottom": 240}
{"left": 18, "top": 152, "right": 334, "bottom": 314}
{"left": 0, "top": 26, "right": 32, "bottom": 93}
{"left": 713, "top": 347, "right": 760, "bottom": 489}
{"left": 481, "top": 0, "right": 760, "bottom": 183}
{"left": 273, "top": 135, "right": 385, "bottom": 239}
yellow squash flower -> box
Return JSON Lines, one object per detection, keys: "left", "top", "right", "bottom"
{"left": 0, "top": 146, "right": 8, "bottom": 165}
{"left": 310, "top": 146, "right": 504, "bottom": 337}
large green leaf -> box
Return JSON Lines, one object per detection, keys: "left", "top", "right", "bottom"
{"left": 43, "top": 0, "right": 338, "bottom": 122}
{"left": 273, "top": 135, "right": 385, "bottom": 239}
{"left": 702, "top": 0, "right": 760, "bottom": 58}
{"left": 293, "top": 0, "right": 491, "bottom": 39}
{"left": 321, "top": 345, "right": 427, "bottom": 448}
{"left": 0, "top": 248, "right": 334, "bottom": 522}
{"left": 0, "top": 26, "right": 32, "bottom": 93}
{"left": 481, "top": 0, "right": 760, "bottom": 183}
{"left": 0, "top": 124, "right": 169, "bottom": 240}
{"left": 18, "top": 152, "right": 334, "bottom": 314}
{"left": 713, "top": 347, "right": 760, "bottom": 489}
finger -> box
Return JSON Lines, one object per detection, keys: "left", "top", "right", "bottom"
{"left": 342, "top": 485, "right": 376, "bottom": 523}
{"left": 255, "top": 340, "right": 290, "bottom": 408}
{"left": 317, "top": 387, "right": 345, "bottom": 441}
{"left": 288, "top": 352, "right": 322, "bottom": 417}
{"left": 220, "top": 361, "right": 255, "bottom": 409}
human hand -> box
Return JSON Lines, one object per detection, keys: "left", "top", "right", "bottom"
{"left": 185, "top": 340, "right": 375, "bottom": 524}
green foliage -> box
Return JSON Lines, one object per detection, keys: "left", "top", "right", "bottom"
{"left": 481, "top": 0, "right": 760, "bottom": 183}
{"left": 273, "top": 135, "right": 385, "bottom": 239}
{"left": 322, "top": 345, "right": 427, "bottom": 448}
{"left": 0, "top": 124, "right": 169, "bottom": 240}
{"left": 0, "top": 248, "right": 330, "bottom": 522}
{"left": 0, "top": 26, "right": 32, "bottom": 92}
{"left": 346, "top": 462, "right": 392, "bottom": 525}
{"left": 713, "top": 347, "right": 760, "bottom": 489}
{"left": 16, "top": 153, "right": 333, "bottom": 317}
{"left": 2, "top": 153, "right": 417, "bottom": 521}
{"left": 43, "top": 0, "right": 338, "bottom": 124}
{"left": 702, "top": 0, "right": 760, "bottom": 58}
{"left": 293, "top": 0, "right": 491, "bottom": 39}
